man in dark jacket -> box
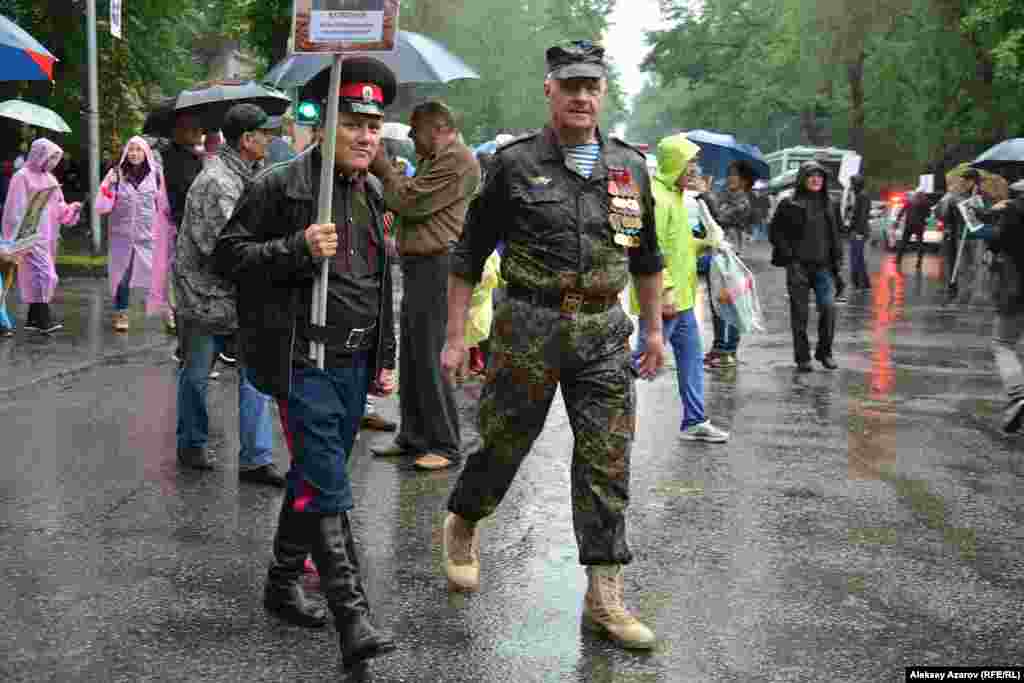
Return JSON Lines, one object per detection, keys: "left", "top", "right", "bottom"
{"left": 985, "top": 180, "right": 1024, "bottom": 432}
{"left": 770, "top": 160, "right": 843, "bottom": 372}
{"left": 896, "top": 190, "right": 931, "bottom": 268}
{"left": 848, "top": 174, "right": 872, "bottom": 290}
{"left": 214, "top": 59, "right": 397, "bottom": 668}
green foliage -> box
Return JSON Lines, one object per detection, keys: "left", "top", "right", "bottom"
{"left": 0, "top": 0, "right": 208, "bottom": 163}
{"left": 642, "top": 0, "right": 1024, "bottom": 188}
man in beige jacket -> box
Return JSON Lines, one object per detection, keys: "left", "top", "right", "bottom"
{"left": 370, "top": 101, "right": 481, "bottom": 470}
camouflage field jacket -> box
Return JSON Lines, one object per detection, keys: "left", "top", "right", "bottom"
{"left": 451, "top": 126, "right": 663, "bottom": 296}
{"left": 174, "top": 146, "right": 258, "bottom": 333}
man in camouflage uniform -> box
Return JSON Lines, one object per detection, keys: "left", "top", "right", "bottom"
{"left": 438, "top": 41, "right": 666, "bottom": 650}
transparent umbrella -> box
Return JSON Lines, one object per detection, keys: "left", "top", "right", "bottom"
{"left": 0, "top": 99, "right": 71, "bottom": 133}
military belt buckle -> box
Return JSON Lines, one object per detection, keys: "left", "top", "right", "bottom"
{"left": 560, "top": 291, "right": 584, "bottom": 320}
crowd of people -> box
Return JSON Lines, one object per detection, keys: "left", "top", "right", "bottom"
{"left": 3, "top": 37, "right": 1024, "bottom": 671}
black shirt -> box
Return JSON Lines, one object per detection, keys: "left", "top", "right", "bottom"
{"left": 295, "top": 174, "right": 383, "bottom": 362}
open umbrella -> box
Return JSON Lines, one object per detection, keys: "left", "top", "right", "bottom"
{"left": 684, "top": 129, "right": 771, "bottom": 182}
{"left": 143, "top": 80, "right": 292, "bottom": 137}
{"left": 0, "top": 99, "right": 70, "bottom": 133}
{"left": 971, "top": 139, "right": 1024, "bottom": 184}
{"left": 264, "top": 30, "right": 480, "bottom": 89}
{"left": 0, "top": 14, "right": 56, "bottom": 81}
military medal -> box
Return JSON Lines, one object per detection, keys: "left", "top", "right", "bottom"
{"left": 607, "top": 166, "right": 643, "bottom": 248}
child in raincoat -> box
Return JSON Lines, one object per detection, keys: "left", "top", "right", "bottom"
{"left": 0, "top": 138, "right": 82, "bottom": 334}
{"left": 96, "top": 136, "right": 173, "bottom": 332}
{"left": 462, "top": 251, "right": 501, "bottom": 377}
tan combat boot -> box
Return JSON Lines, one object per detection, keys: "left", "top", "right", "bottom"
{"left": 442, "top": 513, "right": 480, "bottom": 592}
{"left": 582, "top": 565, "right": 656, "bottom": 650}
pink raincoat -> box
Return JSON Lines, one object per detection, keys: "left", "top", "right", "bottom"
{"left": 96, "top": 136, "right": 172, "bottom": 314}
{"left": 0, "top": 138, "right": 82, "bottom": 304}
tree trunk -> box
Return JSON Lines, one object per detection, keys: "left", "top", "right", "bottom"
{"left": 847, "top": 50, "right": 866, "bottom": 153}
{"left": 800, "top": 107, "right": 827, "bottom": 146}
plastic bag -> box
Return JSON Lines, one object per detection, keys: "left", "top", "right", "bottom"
{"left": 708, "top": 248, "right": 764, "bottom": 334}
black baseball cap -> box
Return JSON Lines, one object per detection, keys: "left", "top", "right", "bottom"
{"left": 302, "top": 57, "right": 397, "bottom": 118}
{"left": 546, "top": 40, "right": 607, "bottom": 80}
{"left": 221, "top": 103, "right": 280, "bottom": 142}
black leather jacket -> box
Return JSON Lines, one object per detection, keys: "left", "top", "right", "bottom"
{"left": 214, "top": 145, "right": 396, "bottom": 400}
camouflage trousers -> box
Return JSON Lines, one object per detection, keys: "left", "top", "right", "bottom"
{"left": 447, "top": 296, "right": 637, "bottom": 565}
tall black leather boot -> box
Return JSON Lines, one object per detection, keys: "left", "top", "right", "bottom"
{"left": 312, "top": 513, "right": 396, "bottom": 667}
{"left": 263, "top": 500, "right": 328, "bottom": 628}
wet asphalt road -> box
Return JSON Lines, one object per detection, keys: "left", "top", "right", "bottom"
{"left": 1, "top": 242, "right": 1022, "bottom": 682}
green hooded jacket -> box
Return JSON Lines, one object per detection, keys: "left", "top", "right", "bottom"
{"left": 630, "top": 133, "right": 708, "bottom": 316}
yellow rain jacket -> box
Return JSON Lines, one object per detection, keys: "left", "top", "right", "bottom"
{"left": 630, "top": 134, "right": 709, "bottom": 316}
{"left": 465, "top": 251, "right": 502, "bottom": 347}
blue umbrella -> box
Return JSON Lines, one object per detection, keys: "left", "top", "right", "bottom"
{"left": 264, "top": 30, "right": 480, "bottom": 88}
{"left": 684, "top": 129, "right": 771, "bottom": 183}
{"left": 0, "top": 14, "right": 57, "bottom": 81}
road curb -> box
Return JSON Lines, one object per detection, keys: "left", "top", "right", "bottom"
{"left": 0, "top": 338, "right": 174, "bottom": 398}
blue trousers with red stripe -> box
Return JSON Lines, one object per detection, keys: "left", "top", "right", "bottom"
{"left": 278, "top": 353, "right": 371, "bottom": 514}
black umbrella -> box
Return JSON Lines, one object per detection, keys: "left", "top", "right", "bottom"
{"left": 263, "top": 30, "right": 480, "bottom": 89}
{"left": 143, "top": 80, "right": 292, "bottom": 136}
{"left": 970, "top": 139, "right": 1024, "bottom": 184}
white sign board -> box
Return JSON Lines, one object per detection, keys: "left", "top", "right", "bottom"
{"left": 292, "top": 0, "right": 399, "bottom": 54}
{"left": 110, "top": 0, "right": 122, "bottom": 39}
{"left": 838, "top": 152, "right": 862, "bottom": 188}
{"left": 918, "top": 174, "right": 934, "bottom": 193}
{"left": 311, "top": 10, "right": 383, "bottom": 43}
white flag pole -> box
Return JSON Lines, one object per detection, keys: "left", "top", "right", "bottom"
{"left": 309, "top": 54, "right": 343, "bottom": 368}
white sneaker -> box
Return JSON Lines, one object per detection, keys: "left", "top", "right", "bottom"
{"left": 680, "top": 420, "right": 730, "bottom": 443}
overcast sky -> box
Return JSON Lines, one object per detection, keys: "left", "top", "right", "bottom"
{"left": 604, "top": 0, "right": 668, "bottom": 106}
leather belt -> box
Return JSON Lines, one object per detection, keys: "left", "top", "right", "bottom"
{"left": 304, "top": 321, "right": 377, "bottom": 349}
{"left": 506, "top": 284, "right": 618, "bottom": 319}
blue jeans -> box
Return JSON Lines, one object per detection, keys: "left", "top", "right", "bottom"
{"left": 711, "top": 305, "right": 741, "bottom": 354}
{"left": 175, "top": 318, "right": 273, "bottom": 467}
{"left": 705, "top": 271, "right": 740, "bottom": 353}
{"left": 279, "top": 356, "right": 370, "bottom": 513}
{"left": 633, "top": 310, "right": 706, "bottom": 429}
{"left": 114, "top": 253, "right": 133, "bottom": 311}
